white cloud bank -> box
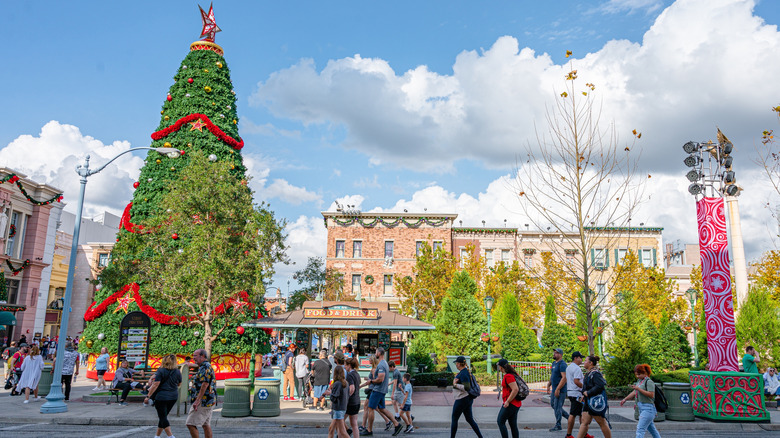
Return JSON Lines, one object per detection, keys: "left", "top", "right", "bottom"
{"left": 252, "top": 0, "right": 780, "bottom": 173}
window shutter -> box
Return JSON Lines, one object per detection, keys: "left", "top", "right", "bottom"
{"left": 591, "top": 248, "right": 595, "bottom": 267}
{"left": 652, "top": 248, "right": 657, "bottom": 267}
{"left": 605, "top": 250, "right": 610, "bottom": 268}
{"left": 614, "top": 249, "right": 619, "bottom": 265}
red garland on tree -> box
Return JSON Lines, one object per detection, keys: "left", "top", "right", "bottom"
{"left": 151, "top": 113, "right": 244, "bottom": 150}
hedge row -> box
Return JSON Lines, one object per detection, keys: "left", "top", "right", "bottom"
{"left": 410, "top": 372, "right": 455, "bottom": 387}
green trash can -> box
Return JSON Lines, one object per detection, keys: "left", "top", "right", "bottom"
{"left": 662, "top": 382, "right": 694, "bottom": 421}
{"left": 272, "top": 366, "right": 282, "bottom": 398}
{"left": 252, "top": 377, "right": 281, "bottom": 417}
{"left": 221, "top": 378, "right": 251, "bottom": 417}
{"left": 37, "top": 365, "right": 54, "bottom": 397}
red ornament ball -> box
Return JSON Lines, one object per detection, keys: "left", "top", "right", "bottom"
{"left": 133, "top": 181, "right": 140, "bottom": 189}
{"left": 181, "top": 340, "right": 187, "bottom": 346}
{"left": 167, "top": 94, "right": 172, "bottom": 101}
{"left": 179, "top": 150, "right": 185, "bottom": 156}
{"left": 236, "top": 326, "right": 245, "bottom": 335}
{"left": 172, "top": 233, "right": 179, "bottom": 240}
{"left": 188, "top": 78, "right": 194, "bottom": 84}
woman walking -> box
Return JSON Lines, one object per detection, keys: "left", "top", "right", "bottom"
{"left": 451, "top": 356, "right": 484, "bottom": 438}
{"left": 326, "top": 365, "right": 350, "bottom": 438}
{"left": 144, "top": 354, "right": 182, "bottom": 438}
{"left": 620, "top": 364, "right": 661, "bottom": 438}
{"left": 576, "top": 356, "right": 611, "bottom": 438}
{"left": 344, "top": 357, "right": 361, "bottom": 438}
{"left": 359, "top": 356, "right": 392, "bottom": 434}
{"left": 94, "top": 347, "right": 110, "bottom": 390}
{"left": 496, "top": 359, "right": 522, "bottom": 438}
{"left": 18, "top": 345, "right": 44, "bottom": 403}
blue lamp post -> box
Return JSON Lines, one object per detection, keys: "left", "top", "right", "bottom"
{"left": 41, "top": 147, "right": 179, "bottom": 414}
{"left": 484, "top": 296, "right": 495, "bottom": 375}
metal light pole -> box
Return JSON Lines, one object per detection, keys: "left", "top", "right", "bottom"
{"left": 41, "top": 147, "right": 179, "bottom": 414}
{"left": 411, "top": 287, "right": 436, "bottom": 320}
{"left": 484, "top": 296, "right": 494, "bottom": 375}
{"left": 686, "top": 287, "right": 700, "bottom": 367}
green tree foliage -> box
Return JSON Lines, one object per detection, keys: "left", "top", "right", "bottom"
{"left": 647, "top": 316, "right": 691, "bottom": 372}
{"left": 752, "top": 250, "right": 780, "bottom": 301}
{"left": 289, "top": 257, "right": 347, "bottom": 310}
{"left": 540, "top": 323, "right": 577, "bottom": 363}
{"left": 493, "top": 293, "right": 521, "bottom": 351}
{"left": 736, "top": 286, "right": 780, "bottom": 369}
{"left": 501, "top": 324, "right": 538, "bottom": 361}
{"left": 603, "top": 290, "right": 651, "bottom": 386}
{"left": 395, "top": 241, "right": 456, "bottom": 317}
{"left": 544, "top": 294, "right": 558, "bottom": 326}
{"left": 434, "top": 271, "right": 487, "bottom": 360}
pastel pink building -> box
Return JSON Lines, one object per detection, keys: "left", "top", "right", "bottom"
{"left": 0, "top": 168, "right": 63, "bottom": 344}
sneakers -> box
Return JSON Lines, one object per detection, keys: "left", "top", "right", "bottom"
{"left": 317, "top": 406, "right": 325, "bottom": 411}
{"left": 586, "top": 434, "right": 595, "bottom": 438}
{"left": 404, "top": 425, "right": 414, "bottom": 434}
{"left": 392, "top": 423, "right": 404, "bottom": 436}
{"left": 92, "top": 386, "right": 100, "bottom": 391}
{"left": 384, "top": 421, "right": 393, "bottom": 431}
{"left": 289, "top": 397, "right": 297, "bottom": 402}
{"left": 358, "top": 426, "right": 367, "bottom": 434}
{"left": 119, "top": 401, "right": 129, "bottom": 406}
{"left": 284, "top": 396, "right": 289, "bottom": 401}
{"left": 549, "top": 425, "right": 562, "bottom": 432}
{"left": 23, "top": 400, "right": 29, "bottom": 404}
{"left": 359, "top": 430, "right": 373, "bottom": 436}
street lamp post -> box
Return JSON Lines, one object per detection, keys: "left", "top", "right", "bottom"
{"left": 411, "top": 288, "right": 436, "bottom": 320}
{"left": 484, "top": 296, "right": 494, "bottom": 375}
{"left": 41, "top": 147, "right": 179, "bottom": 414}
{"left": 685, "top": 288, "right": 700, "bottom": 367}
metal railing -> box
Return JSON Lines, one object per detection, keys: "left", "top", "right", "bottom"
{"left": 494, "top": 361, "right": 553, "bottom": 393}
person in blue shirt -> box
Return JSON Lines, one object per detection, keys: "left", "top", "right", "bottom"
{"left": 546, "top": 348, "right": 569, "bottom": 432}
{"left": 94, "top": 347, "right": 110, "bottom": 391}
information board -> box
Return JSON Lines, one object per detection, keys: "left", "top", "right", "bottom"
{"left": 295, "top": 328, "right": 311, "bottom": 352}
{"left": 377, "top": 329, "right": 391, "bottom": 352}
{"left": 117, "top": 311, "right": 151, "bottom": 369}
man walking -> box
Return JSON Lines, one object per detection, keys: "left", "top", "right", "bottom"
{"left": 743, "top": 346, "right": 760, "bottom": 374}
{"left": 565, "top": 352, "right": 593, "bottom": 438}
{"left": 187, "top": 349, "right": 217, "bottom": 438}
{"left": 282, "top": 344, "right": 297, "bottom": 401}
{"left": 295, "top": 347, "right": 310, "bottom": 401}
{"left": 311, "top": 350, "right": 331, "bottom": 410}
{"left": 361, "top": 347, "right": 403, "bottom": 436}
{"left": 546, "top": 348, "right": 569, "bottom": 432}
{"left": 388, "top": 361, "right": 404, "bottom": 422}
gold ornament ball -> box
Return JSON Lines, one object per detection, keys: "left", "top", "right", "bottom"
{"left": 204, "top": 86, "right": 212, "bottom": 93}
{"left": 216, "top": 62, "right": 223, "bottom": 68}
{"left": 187, "top": 142, "right": 192, "bottom": 147}
{"left": 156, "top": 159, "right": 161, "bottom": 164}
{"left": 164, "top": 115, "right": 170, "bottom": 121}
{"left": 233, "top": 119, "right": 237, "bottom": 124}
{"left": 220, "top": 338, "right": 227, "bottom": 344}
{"left": 164, "top": 142, "right": 172, "bottom": 147}
{"left": 170, "top": 167, "right": 176, "bottom": 171}
{"left": 86, "top": 340, "right": 93, "bottom": 348}
{"left": 203, "top": 68, "right": 209, "bottom": 73}
{"left": 231, "top": 164, "right": 235, "bottom": 169}
{"left": 160, "top": 110, "right": 164, "bottom": 114}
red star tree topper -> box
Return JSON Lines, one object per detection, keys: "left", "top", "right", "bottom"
{"left": 199, "top": 3, "right": 222, "bottom": 42}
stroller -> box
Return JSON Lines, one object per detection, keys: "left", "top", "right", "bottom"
{"left": 301, "top": 374, "right": 329, "bottom": 409}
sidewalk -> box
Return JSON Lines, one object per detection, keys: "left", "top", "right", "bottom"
{"left": 1, "top": 376, "right": 777, "bottom": 432}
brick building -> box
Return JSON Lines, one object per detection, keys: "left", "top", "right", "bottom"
{"left": 322, "top": 211, "right": 457, "bottom": 306}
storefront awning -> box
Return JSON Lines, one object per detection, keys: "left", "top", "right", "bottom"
{"left": 0, "top": 311, "right": 17, "bottom": 326}
{"left": 242, "top": 301, "right": 434, "bottom": 331}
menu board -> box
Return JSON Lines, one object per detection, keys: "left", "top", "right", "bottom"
{"left": 377, "top": 329, "right": 391, "bottom": 352}
{"left": 117, "top": 311, "right": 151, "bottom": 369}
{"left": 295, "top": 328, "right": 311, "bottom": 352}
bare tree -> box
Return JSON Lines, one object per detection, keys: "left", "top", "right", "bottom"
{"left": 511, "top": 61, "right": 645, "bottom": 355}
{"left": 757, "top": 107, "right": 780, "bottom": 233}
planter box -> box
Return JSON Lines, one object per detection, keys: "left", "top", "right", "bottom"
{"left": 689, "top": 371, "right": 769, "bottom": 422}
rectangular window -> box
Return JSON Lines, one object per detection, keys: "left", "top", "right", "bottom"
{"left": 485, "top": 249, "right": 494, "bottom": 267}
{"left": 352, "top": 274, "right": 361, "bottom": 294}
{"left": 433, "top": 241, "right": 443, "bottom": 252}
{"left": 566, "top": 251, "right": 576, "bottom": 263}
{"left": 335, "top": 240, "right": 345, "bottom": 258}
{"left": 353, "top": 241, "right": 362, "bottom": 258}
{"left": 460, "top": 248, "right": 468, "bottom": 267}
{"left": 594, "top": 248, "right": 606, "bottom": 268}
{"left": 384, "top": 241, "right": 394, "bottom": 258}
{"left": 383, "top": 274, "right": 393, "bottom": 295}
{"left": 641, "top": 249, "right": 653, "bottom": 268}
{"left": 5, "top": 212, "right": 19, "bottom": 257}
{"left": 416, "top": 241, "right": 424, "bottom": 257}
{"left": 5, "top": 279, "right": 19, "bottom": 304}
{"left": 17, "top": 214, "right": 28, "bottom": 258}
{"left": 596, "top": 283, "right": 606, "bottom": 306}
{"left": 98, "top": 253, "right": 110, "bottom": 267}
{"left": 501, "top": 249, "right": 511, "bottom": 262}
{"left": 617, "top": 248, "right": 628, "bottom": 265}
{"left": 524, "top": 253, "right": 533, "bottom": 269}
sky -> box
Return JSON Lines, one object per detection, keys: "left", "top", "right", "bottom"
{"left": 2, "top": 0, "right": 780, "bottom": 294}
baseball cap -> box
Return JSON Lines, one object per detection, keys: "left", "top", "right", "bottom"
{"left": 19, "top": 343, "right": 28, "bottom": 347}
{"left": 553, "top": 348, "right": 563, "bottom": 355}
{"left": 454, "top": 355, "right": 467, "bottom": 364}
{"left": 571, "top": 351, "right": 583, "bottom": 360}
{"left": 334, "top": 351, "right": 345, "bottom": 361}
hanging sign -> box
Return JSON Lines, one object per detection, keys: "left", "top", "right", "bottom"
{"left": 303, "top": 305, "right": 378, "bottom": 319}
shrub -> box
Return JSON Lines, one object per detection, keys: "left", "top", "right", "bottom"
{"left": 407, "top": 352, "right": 435, "bottom": 374}
{"left": 410, "top": 372, "right": 454, "bottom": 387}
{"left": 540, "top": 323, "right": 577, "bottom": 362}
{"left": 605, "top": 386, "right": 633, "bottom": 399}
{"left": 434, "top": 272, "right": 487, "bottom": 359}
{"left": 502, "top": 324, "right": 538, "bottom": 361}
{"left": 652, "top": 369, "right": 690, "bottom": 383}
{"left": 470, "top": 358, "right": 501, "bottom": 373}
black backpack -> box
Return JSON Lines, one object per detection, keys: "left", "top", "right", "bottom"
{"left": 646, "top": 379, "right": 668, "bottom": 412}
{"left": 465, "top": 371, "right": 481, "bottom": 398}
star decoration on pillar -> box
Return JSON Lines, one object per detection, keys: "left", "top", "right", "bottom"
{"left": 189, "top": 119, "right": 207, "bottom": 132}
{"left": 113, "top": 292, "right": 135, "bottom": 314}
{"left": 199, "top": 3, "right": 222, "bottom": 42}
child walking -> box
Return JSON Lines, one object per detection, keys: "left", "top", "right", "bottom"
{"left": 401, "top": 373, "right": 414, "bottom": 433}
{"left": 326, "top": 366, "right": 350, "bottom": 438}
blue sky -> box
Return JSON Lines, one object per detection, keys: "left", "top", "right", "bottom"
{"left": 2, "top": 0, "right": 780, "bottom": 290}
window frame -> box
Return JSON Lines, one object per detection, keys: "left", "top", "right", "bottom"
{"left": 351, "top": 274, "right": 362, "bottom": 294}
{"left": 352, "top": 240, "right": 363, "bottom": 259}
{"left": 383, "top": 274, "right": 393, "bottom": 295}
{"left": 384, "top": 240, "right": 394, "bottom": 258}
{"left": 335, "top": 240, "right": 346, "bottom": 258}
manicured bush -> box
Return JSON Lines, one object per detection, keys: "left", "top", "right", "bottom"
{"left": 407, "top": 352, "right": 435, "bottom": 374}
{"left": 652, "top": 369, "right": 691, "bottom": 383}
{"left": 470, "top": 358, "right": 501, "bottom": 373}
{"left": 410, "top": 372, "right": 454, "bottom": 387}
{"left": 502, "top": 324, "right": 538, "bottom": 361}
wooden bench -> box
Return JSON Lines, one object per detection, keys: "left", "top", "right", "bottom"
{"left": 107, "top": 367, "right": 157, "bottom": 404}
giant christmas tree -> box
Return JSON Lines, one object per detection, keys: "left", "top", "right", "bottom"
{"left": 80, "top": 6, "right": 284, "bottom": 378}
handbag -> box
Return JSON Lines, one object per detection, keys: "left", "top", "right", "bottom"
{"left": 586, "top": 391, "right": 608, "bottom": 416}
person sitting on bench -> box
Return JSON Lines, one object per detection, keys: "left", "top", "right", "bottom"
{"left": 112, "top": 360, "right": 144, "bottom": 405}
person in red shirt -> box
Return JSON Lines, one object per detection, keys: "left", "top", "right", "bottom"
{"left": 496, "top": 359, "right": 522, "bottom": 438}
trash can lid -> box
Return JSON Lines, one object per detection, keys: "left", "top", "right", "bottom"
{"left": 662, "top": 382, "right": 690, "bottom": 387}
{"left": 256, "top": 377, "right": 279, "bottom": 381}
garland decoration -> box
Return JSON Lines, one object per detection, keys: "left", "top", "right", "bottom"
{"left": 151, "top": 113, "right": 244, "bottom": 150}
{"left": 84, "top": 284, "right": 269, "bottom": 333}
{"left": 119, "top": 202, "right": 150, "bottom": 234}
{"left": 0, "top": 173, "right": 64, "bottom": 206}
{"left": 8, "top": 224, "right": 15, "bottom": 239}
{"left": 0, "top": 271, "right": 6, "bottom": 301}
{"left": 6, "top": 259, "right": 31, "bottom": 276}
{"left": 333, "top": 216, "right": 451, "bottom": 228}
{"left": 365, "top": 275, "right": 374, "bottom": 285}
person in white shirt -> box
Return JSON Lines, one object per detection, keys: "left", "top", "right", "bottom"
{"left": 565, "top": 351, "right": 586, "bottom": 438}
{"left": 764, "top": 367, "right": 780, "bottom": 397}
{"left": 295, "top": 348, "right": 310, "bottom": 400}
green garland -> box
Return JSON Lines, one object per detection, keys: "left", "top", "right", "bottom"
{"left": 365, "top": 275, "right": 375, "bottom": 285}
{"left": 6, "top": 259, "right": 31, "bottom": 275}
{"left": 0, "top": 271, "right": 6, "bottom": 301}
{"left": 0, "top": 173, "right": 63, "bottom": 206}
{"left": 333, "top": 216, "right": 451, "bottom": 228}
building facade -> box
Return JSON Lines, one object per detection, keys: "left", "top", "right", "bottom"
{"left": 322, "top": 211, "right": 457, "bottom": 306}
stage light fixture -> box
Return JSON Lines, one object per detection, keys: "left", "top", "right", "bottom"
{"left": 721, "top": 156, "right": 733, "bottom": 169}
{"left": 684, "top": 155, "right": 700, "bottom": 167}
{"left": 722, "top": 142, "right": 733, "bottom": 155}
{"left": 683, "top": 141, "right": 699, "bottom": 154}
{"left": 724, "top": 171, "right": 736, "bottom": 184}
{"left": 724, "top": 184, "right": 739, "bottom": 196}
{"left": 686, "top": 170, "right": 701, "bottom": 182}
{"left": 688, "top": 183, "right": 703, "bottom": 196}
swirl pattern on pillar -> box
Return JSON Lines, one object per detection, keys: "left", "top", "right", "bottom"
{"left": 696, "top": 197, "right": 738, "bottom": 372}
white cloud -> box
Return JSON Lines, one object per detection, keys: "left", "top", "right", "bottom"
{"left": 251, "top": 0, "right": 780, "bottom": 173}
{"left": 600, "top": 0, "right": 665, "bottom": 14}
{"left": 242, "top": 152, "right": 321, "bottom": 206}
{"left": 273, "top": 215, "right": 329, "bottom": 289}
{"left": 0, "top": 121, "right": 142, "bottom": 218}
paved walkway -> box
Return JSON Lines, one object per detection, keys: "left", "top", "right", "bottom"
{"left": 1, "top": 372, "right": 777, "bottom": 433}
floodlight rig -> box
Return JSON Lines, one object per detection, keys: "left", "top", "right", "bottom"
{"left": 682, "top": 133, "right": 739, "bottom": 199}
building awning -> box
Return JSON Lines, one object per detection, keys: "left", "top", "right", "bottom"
{"left": 242, "top": 301, "right": 434, "bottom": 331}
{"left": 0, "top": 311, "right": 17, "bottom": 326}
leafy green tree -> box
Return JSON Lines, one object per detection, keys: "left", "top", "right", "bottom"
{"left": 647, "top": 316, "right": 691, "bottom": 372}
{"left": 501, "top": 324, "right": 538, "bottom": 361}
{"left": 736, "top": 286, "right": 780, "bottom": 369}
{"left": 544, "top": 294, "right": 558, "bottom": 326}
{"left": 751, "top": 250, "right": 780, "bottom": 301}
{"left": 290, "top": 256, "right": 347, "bottom": 308}
{"left": 493, "top": 293, "right": 521, "bottom": 352}
{"left": 540, "top": 323, "right": 577, "bottom": 363}
{"left": 434, "top": 271, "right": 487, "bottom": 360}
{"left": 395, "top": 241, "right": 456, "bottom": 317}
{"left": 603, "top": 290, "right": 651, "bottom": 386}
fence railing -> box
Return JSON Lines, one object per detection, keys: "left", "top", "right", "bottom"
{"left": 493, "top": 361, "right": 552, "bottom": 393}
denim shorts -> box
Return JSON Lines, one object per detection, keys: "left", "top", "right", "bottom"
{"left": 331, "top": 409, "right": 346, "bottom": 420}
{"left": 367, "top": 391, "right": 386, "bottom": 410}
{"left": 313, "top": 385, "right": 329, "bottom": 399}
{"left": 402, "top": 403, "right": 411, "bottom": 412}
